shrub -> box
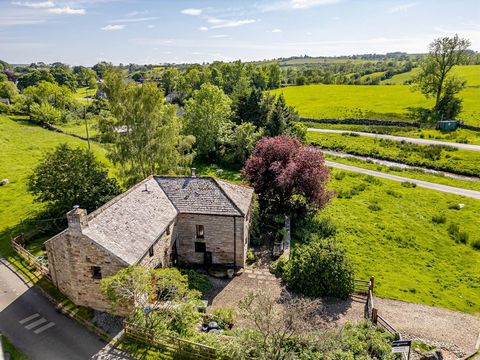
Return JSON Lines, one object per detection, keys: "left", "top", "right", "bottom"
{"left": 0, "top": 102, "right": 10, "bottom": 114}
{"left": 270, "top": 254, "right": 288, "bottom": 275}
{"left": 334, "top": 171, "right": 346, "bottom": 180}
{"left": 448, "top": 223, "right": 469, "bottom": 244}
{"left": 283, "top": 238, "right": 354, "bottom": 299}
{"left": 246, "top": 249, "right": 255, "bottom": 263}
{"left": 209, "top": 307, "right": 237, "bottom": 329}
{"left": 180, "top": 269, "right": 212, "bottom": 295}
{"left": 448, "top": 203, "right": 462, "bottom": 210}
{"left": 431, "top": 214, "right": 446, "bottom": 224}
{"left": 368, "top": 203, "right": 381, "bottom": 211}
{"left": 470, "top": 239, "right": 480, "bottom": 250}
{"left": 401, "top": 181, "right": 417, "bottom": 188}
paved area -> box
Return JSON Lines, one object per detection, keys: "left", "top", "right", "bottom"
{"left": 0, "top": 258, "right": 132, "bottom": 360}
{"left": 206, "top": 270, "right": 480, "bottom": 355}
{"left": 326, "top": 160, "right": 480, "bottom": 199}
{"left": 308, "top": 128, "right": 480, "bottom": 152}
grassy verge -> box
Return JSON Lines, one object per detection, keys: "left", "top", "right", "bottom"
{"left": 304, "top": 122, "right": 480, "bottom": 145}
{"left": 307, "top": 131, "right": 480, "bottom": 177}
{"left": 1, "top": 334, "right": 28, "bottom": 360}
{"left": 117, "top": 340, "right": 173, "bottom": 360}
{"left": 325, "top": 154, "right": 480, "bottom": 191}
{"left": 54, "top": 117, "right": 100, "bottom": 138}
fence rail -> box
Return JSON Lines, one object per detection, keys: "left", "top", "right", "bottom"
{"left": 354, "top": 279, "right": 370, "bottom": 295}
{"left": 11, "top": 234, "right": 51, "bottom": 280}
{"left": 124, "top": 321, "right": 222, "bottom": 360}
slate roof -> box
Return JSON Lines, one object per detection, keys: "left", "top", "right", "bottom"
{"left": 82, "top": 177, "right": 178, "bottom": 265}
{"left": 69, "top": 176, "right": 253, "bottom": 265}
{"left": 155, "top": 176, "right": 244, "bottom": 216}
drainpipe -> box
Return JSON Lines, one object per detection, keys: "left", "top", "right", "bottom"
{"left": 233, "top": 217, "right": 236, "bottom": 268}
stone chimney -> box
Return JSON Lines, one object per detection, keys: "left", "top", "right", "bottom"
{"left": 67, "top": 205, "right": 88, "bottom": 235}
{"left": 191, "top": 168, "right": 196, "bottom": 177}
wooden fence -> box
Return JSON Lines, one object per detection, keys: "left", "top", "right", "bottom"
{"left": 11, "top": 234, "right": 51, "bottom": 281}
{"left": 363, "top": 276, "right": 401, "bottom": 338}
{"left": 124, "top": 321, "right": 223, "bottom": 360}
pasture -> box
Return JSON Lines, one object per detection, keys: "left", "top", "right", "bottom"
{"left": 273, "top": 67, "right": 480, "bottom": 125}
{"left": 0, "top": 115, "right": 112, "bottom": 254}
{"left": 381, "top": 65, "right": 480, "bottom": 86}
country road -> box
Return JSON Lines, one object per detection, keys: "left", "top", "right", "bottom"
{"left": 0, "top": 258, "right": 132, "bottom": 360}
{"left": 308, "top": 128, "right": 480, "bottom": 151}
{"left": 326, "top": 161, "right": 480, "bottom": 200}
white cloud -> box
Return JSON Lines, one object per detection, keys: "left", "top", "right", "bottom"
{"left": 48, "top": 7, "right": 86, "bottom": 15}
{"left": 11, "top": 1, "right": 54, "bottom": 8}
{"left": 290, "top": 0, "right": 341, "bottom": 9}
{"left": 211, "top": 34, "right": 228, "bottom": 38}
{"left": 388, "top": 3, "right": 417, "bottom": 13}
{"left": 108, "top": 17, "right": 158, "bottom": 23}
{"left": 181, "top": 8, "right": 202, "bottom": 16}
{"left": 199, "top": 26, "right": 209, "bottom": 31}
{"left": 101, "top": 24, "right": 125, "bottom": 31}
{"left": 271, "top": 28, "right": 282, "bottom": 33}
{"left": 207, "top": 18, "right": 257, "bottom": 29}
{"left": 147, "top": 24, "right": 155, "bottom": 28}
{"left": 258, "top": 0, "right": 341, "bottom": 11}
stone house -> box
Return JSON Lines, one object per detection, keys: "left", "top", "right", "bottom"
{"left": 45, "top": 175, "right": 254, "bottom": 312}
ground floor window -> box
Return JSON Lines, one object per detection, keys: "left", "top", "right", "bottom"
{"left": 195, "top": 241, "right": 206, "bottom": 252}
{"left": 91, "top": 266, "right": 102, "bottom": 279}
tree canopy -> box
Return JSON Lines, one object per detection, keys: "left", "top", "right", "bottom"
{"left": 102, "top": 67, "right": 195, "bottom": 184}
{"left": 28, "top": 144, "right": 120, "bottom": 216}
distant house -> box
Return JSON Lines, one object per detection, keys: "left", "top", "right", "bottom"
{"left": 45, "top": 174, "right": 254, "bottom": 312}
{"left": 0, "top": 98, "right": 10, "bottom": 105}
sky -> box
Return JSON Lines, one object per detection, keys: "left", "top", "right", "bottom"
{"left": 1, "top": 0, "right": 479, "bottom": 66}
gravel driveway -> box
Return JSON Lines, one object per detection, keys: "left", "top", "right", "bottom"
{"left": 205, "top": 270, "right": 480, "bottom": 355}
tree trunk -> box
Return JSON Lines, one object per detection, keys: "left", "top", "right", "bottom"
{"left": 284, "top": 214, "right": 291, "bottom": 260}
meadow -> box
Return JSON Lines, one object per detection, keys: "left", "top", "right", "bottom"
{"left": 307, "top": 131, "right": 480, "bottom": 177}
{"left": 1, "top": 115, "right": 480, "bottom": 314}
{"left": 0, "top": 115, "right": 113, "bottom": 255}
{"left": 272, "top": 66, "right": 480, "bottom": 125}
{"left": 381, "top": 65, "right": 480, "bottom": 86}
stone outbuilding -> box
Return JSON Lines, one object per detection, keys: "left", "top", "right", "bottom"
{"left": 45, "top": 175, "right": 254, "bottom": 312}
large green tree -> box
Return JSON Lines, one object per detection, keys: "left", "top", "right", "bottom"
{"left": 184, "top": 83, "right": 233, "bottom": 158}
{"left": 28, "top": 144, "right": 120, "bottom": 215}
{"left": 414, "top": 35, "right": 471, "bottom": 119}
{"left": 102, "top": 67, "right": 195, "bottom": 184}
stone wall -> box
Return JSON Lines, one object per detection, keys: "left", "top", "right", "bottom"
{"left": 46, "top": 230, "right": 129, "bottom": 315}
{"left": 138, "top": 223, "right": 174, "bottom": 268}
{"left": 173, "top": 214, "right": 247, "bottom": 267}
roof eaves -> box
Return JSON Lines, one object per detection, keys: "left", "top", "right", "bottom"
{"left": 212, "top": 177, "right": 246, "bottom": 217}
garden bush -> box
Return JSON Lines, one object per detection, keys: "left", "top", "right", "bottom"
{"left": 470, "top": 239, "right": 480, "bottom": 250}
{"left": 448, "top": 223, "right": 469, "bottom": 244}
{"left": 283, "top": 238, "right": 354, "bottom": 299}
{"left": 180, "top": 269, "right": 212, "bottom": 295}
{"left": 431, "top": 213, "right": 446, "bottom": 224}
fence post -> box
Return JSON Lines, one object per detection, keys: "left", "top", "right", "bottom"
{"left": 370, "top": 276, "right": 375, "bottom": 292}
{"left": 372, "top": 308, "right": 378, "bottom": 324}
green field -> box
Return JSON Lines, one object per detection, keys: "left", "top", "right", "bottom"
{"left": 323, "top": 169, "right": 480, "bottom": 314}
{"left": 0, "top": 115, "right": 113, "bottom": 255}
{"left": 381, "top": 65, "right": 480, "bottom": 86}
{"left": 273, "top": 76, "right": 480, "bottom": 126}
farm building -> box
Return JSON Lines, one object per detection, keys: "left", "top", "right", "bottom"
{"left": 44, "top": 174, "right": 254, "bottom": 312}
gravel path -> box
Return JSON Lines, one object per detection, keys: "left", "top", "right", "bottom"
{"left": 308, "top": 128, "right": 480, "bottom": 152}
{"left": 206, "top": 271, "right": 480, "bottom": 355}
{"left": 326, "top": 160, "right": 480, "bottom": 199}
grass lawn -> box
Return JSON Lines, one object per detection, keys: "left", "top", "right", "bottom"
{"left": 273, "top": 82, "right": 480, "bottom": 126}
{"left": 75, "top": 86, "right": 97, "bottom": 99}
{"left": 322, "top": 168, "right": 480, "bottom": 314}
{"left": 304, "top": 122, "right": 480, "bottom": 145}
{"left": 307, "top": 131, "right": 480, "bottom": 177}
{"left": 55, "top": 116, "right": 100, "bottom": 138}
{"left": 0, "top": 115, "right": 113, "bottom": 256}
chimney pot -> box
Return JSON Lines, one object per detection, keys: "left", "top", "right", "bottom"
{"left": 67, "top": 207, "right": 88, "bottom": 235}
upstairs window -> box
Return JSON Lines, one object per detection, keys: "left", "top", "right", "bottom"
{"left": 149, "top": 246, "right": 154, "bottom": 257}
{"left": 196, "top": 225, "right": 204, "bottom": 239}
{"left": 91, "top": 266, "right": 102, "bottom": 279}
